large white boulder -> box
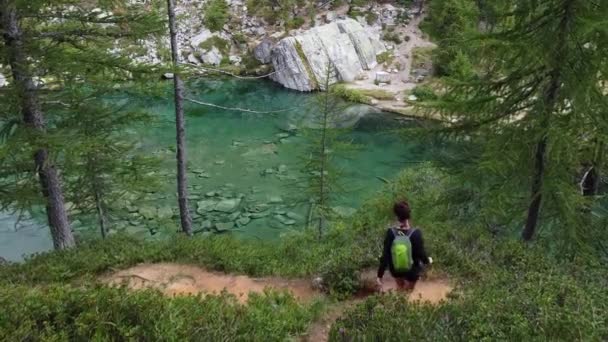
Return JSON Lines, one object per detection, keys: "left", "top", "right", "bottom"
{"left": 270, "top": 19, "right": 386, "bottom": 91}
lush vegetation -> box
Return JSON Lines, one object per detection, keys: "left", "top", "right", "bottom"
{"left": 1, "top": 285, "right": 322, "bottom": 341}
{"left": 2, "top": 164, "right": 607, "bottom": 340}
{"left": 204, "top": 0, "right": 230, "bottom": 32}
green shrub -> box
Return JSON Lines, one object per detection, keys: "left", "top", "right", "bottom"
{"left": 199, "top": 36, "right": 230, "bottom": 55}
{"left": 330, "top": 84, "right": 372, "bottom": 105}
{"left": 376, "top": 51, "right": 394, "bottom": 65}
{"left": 286, "top": 17, "right": 305, "bottom": 30}
{"left": 204, "top": 0, "right": 230, "bottom": 32}
{"left": 233, "top": 33, "right": 248, "bottom": 44}
{"left": 0, "top": 285, "right": 323, "bottom": 341}
{"left": 365, "top": 12, "right": 378, "bottom": 25}
{"left": 383, "top": 31, "right": 403, "bottom": 45}
{"left": 411, "top": 85, "right": 437, "bottom": 101}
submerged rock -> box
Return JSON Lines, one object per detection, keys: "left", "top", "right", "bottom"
{"left": 157, "top": 207, "right": 174, "bottom": 220}
{"left": 215, "top": 198, "right": 241, "bottom": 213}
{"left": 215, "top": 221, "right": 234, "bottom": 232}
{"left": 237, "top": 216, "right": 252, "bottom": 226}
{"left": 197, "top": 200, "right": 217, "bottom": 213}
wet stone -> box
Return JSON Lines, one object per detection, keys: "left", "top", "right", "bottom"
{"left": 197, "top": 200, "right": 217, "bottom": 213}
{"left": 269, "top": 196, "right": 283, "bottom": 204}
{"left": 215, "top": 198, "right": 241, "bottom": 213}
{"left": 250, "top": 211, "right": 271, "bottom": 219}
{"left": 286, "top": 212, "right": 303, "bottom": 220}
{"left": 237, "top": 217, "right": 251, "bottom": 226}
{"left": 215, "top": 221, "right": 234, "bottom": 232}
{"left": 157, "top": 207, "right": 174, "bottom": 220}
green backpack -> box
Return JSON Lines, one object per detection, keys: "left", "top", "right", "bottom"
{"left": 391, "top": 228, "right": 415, "bottom": 272}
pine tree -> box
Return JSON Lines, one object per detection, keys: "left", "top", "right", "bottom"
{"left": 60, "top": 99, "right": 160, "bottom": 239}
{"left": 420, "top": 0, "right": 608, "bottom": 241}
{"left": 300, "top": 63, "right": 355, "bottom": 238}
{"left": 167, "top": 0, "right": 193, "bottom": 236}
{"left": 0, "top": 0, "right": 163, "bottom": 247}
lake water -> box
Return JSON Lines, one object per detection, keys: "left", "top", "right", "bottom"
{"left": 0, "top": 79, "right": 432, "bottom": 261}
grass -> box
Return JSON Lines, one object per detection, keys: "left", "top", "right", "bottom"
{"left": 411, "top": 46, "right": 435, "bottom": 69}
{"left": 376, "top": 51, "right": 395, "bottom": 65}
{"left": 294, "top": 40, "right": 318, "bottom": 89}
{"left": 357, "top": 88, "right": 396, "bottom": 100}
{"left": 198, "top": 36, "right": 230, "bottom": 55}
{"left": 2, "top": 165, "right": 607, "bottom": 341}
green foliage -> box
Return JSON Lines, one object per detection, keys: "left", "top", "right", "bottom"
{"left": 204, "top": 0, "right": 230, "bottom": 32}
{"left": 2, "top": 163, "right": 607, "bottom": 341}
{"left": 286, "top": 17, "right": 305, "bottom": 30}
{"left": 422, "top": 0, "right": 479, "bottom": 75}
{"left": 376, "top": 51, "right": 394, "bottom": 65}
{"left": 199, "top": 36, "right": 230, "bottom": 55}
{"left": 298, "top": 67, "right": 358, "bottom": 238}
{"left": 0, "top": 284, "right": 322, "bottom": 341}
{"left": 365, "top": 12, "right": 378, "bottom": 25}
{"left": 382, "top": 31, "right": 403, "bottom": 45}
{"left": 330, "top": 84, "right": 372, "bottom": 105}
{"left": 233, "top": 33, "right": 248, "bottom": 44}
{"left": 247, "top": 0, "right": 301, "bottom": 26}
{"left": 331, "top": 238, "right": 608, "bottom": 341}
{"left": 411, "top": 85, "right": 437, "bottom": 101}
{"left": 0, "top": 0, "right": 165, "bottom": 240}
{"left": 418, "top": 0, "right": 608, "bottom": 239}
{"left": 411, "top": 46, "right": 435, "bottom": 70}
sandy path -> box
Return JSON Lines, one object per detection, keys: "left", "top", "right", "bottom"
{"left": 301, "top": 269, "right": 453, "bottom": 342}
{"left": 103, "top": 263, "right": 318, "bottom": 303}
{"left": 104, "top": 263, "right": 453, "bottom": 342}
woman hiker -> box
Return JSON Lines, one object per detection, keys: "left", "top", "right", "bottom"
{"left": 377, "top": 200, "right": 432, "bottom": 292}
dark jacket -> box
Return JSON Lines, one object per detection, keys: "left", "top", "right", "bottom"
{"left": 377, "top": 227, "right": 429, "bottom": 279}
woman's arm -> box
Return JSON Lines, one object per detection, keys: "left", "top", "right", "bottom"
{"left": 377, "top": 229, "right": 393, "bottom": 278}
{"left": 412, "top": 229, "right": 430, "bottom": 265}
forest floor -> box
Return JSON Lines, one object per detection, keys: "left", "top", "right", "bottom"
{"left": 103, "top": 263, "right": 453, "bottom": 341}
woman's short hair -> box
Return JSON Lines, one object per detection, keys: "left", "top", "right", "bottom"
{"left": 393, "top": 201, "right": 411, "bottom": 221}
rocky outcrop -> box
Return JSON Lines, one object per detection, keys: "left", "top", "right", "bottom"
{"left": 270, "top": 19, "right": 385, "bottom": 91}
{"left": 254, "top": 38, "right": 274, "bottom": 64}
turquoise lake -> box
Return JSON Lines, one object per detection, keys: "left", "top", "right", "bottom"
{"left": 0, "top": 79, "right": 434, "bottom": 261}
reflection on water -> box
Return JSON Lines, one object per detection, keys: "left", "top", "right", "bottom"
{"left": 0, "top": 211, "right": 52, "bottom": 262}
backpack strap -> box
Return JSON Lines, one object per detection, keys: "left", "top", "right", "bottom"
{"left": 391, "top": 227, "right": 405, "bottom": 237}
{"left": 405, "top": 228, "right": 417, "bottom": 238}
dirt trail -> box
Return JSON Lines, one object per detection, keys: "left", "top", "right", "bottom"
{"left": 104, "top": 263, "right": 453, "bottom": 342}
{"left": 301, "top": 270, "right": 453, "bottom": 342}
{"left": 103, "top": 263, "right": 318, "bottom": 303}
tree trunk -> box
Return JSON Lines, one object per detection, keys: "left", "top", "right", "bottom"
{"left": 1, "top": 2, "right": 75, "bottom": 249}
{"left": 522, "top": 137, "right": 547, "bottom": 241}
{"left": 94, "top": 187, "right": 107, "bottom": 239}
{"left": 522, "top": 0, "right": 573, "bottom": 241}
{"left": 167, "top": 0, "right": 193, "bottom": 236}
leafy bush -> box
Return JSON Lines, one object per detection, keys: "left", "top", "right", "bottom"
{"left": 232, "top": 33, "right": 248, "bottom": 44}
{"left": 411, "top": 85, "right": 437, "bottom": 101}
{"left": 286, "top": 17, "right": 305, "bottom": 30}
{"left": 199, "top": 36, "right": 230, "bottom": 55}
{"left": 383, "top": 31, "right": 403, "bottom": 45}
{"left": 0, "top": 285, "right": 323, "bottom": 341}
{"left": 376, "top": 51, "right": 394, "bottom": 65}
{"left": 204, "top": 0, "right": 230, "bottom": 32}
{"left": 365, "top": 12, "right": 378, "bottom": 25}
{"left": 330, "top": 84, "right": 372, "bottom": 105}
